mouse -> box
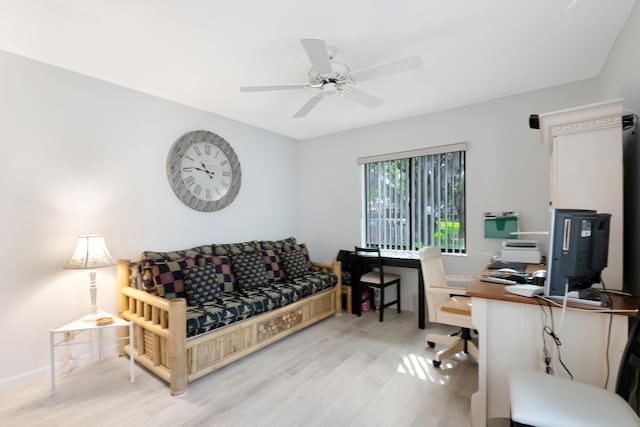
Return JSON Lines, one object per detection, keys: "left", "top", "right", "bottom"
{"left": 498, "top": 268, "right": 517, "bottom": 273}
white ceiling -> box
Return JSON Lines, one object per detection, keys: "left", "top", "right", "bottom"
{"left": 0, "top": 0, "right": 635, "bottom": 140}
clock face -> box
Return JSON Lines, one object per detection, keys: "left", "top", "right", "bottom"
{"left": 167, "top": 130, "right": 241, "bottom": 212}
{"left": 180, "top": 142, "right": 232, "bottom": 201}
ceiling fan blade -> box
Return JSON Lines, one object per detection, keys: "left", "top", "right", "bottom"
{"left": 293, "top": 94, "right": 324, "bottom": 118}
{"left": 240, "top": 84, "right": 308, "bottom": 92}
{"left": 352, "top": 56, "right": 423, "bottom": 82}
{"left": 300, "top": 38, "right": 333, "bottom": 75}
{"left": 343, "top": 89, "right": 385, "bottom": 109}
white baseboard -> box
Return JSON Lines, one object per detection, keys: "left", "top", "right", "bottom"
{"left": 0, "top": 366, "right": 49, "bottom": 392}
{"left": 0, "top": 344, "right": 119, "bottom": 392}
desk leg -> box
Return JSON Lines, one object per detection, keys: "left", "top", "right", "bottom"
{"left": 352, "top": 270, "right": 362, "bottom": 316}
{"left": 50, "top": 330, "right": 56, "bottom": 394}
{"left": 471, "top": 297, "right": 488, "bottom": 427}
{"left": 418, "top": 265, "right": 425, "bottom": 329}
{"left": 129, "top": 322, "right": 134, "bottom": 383}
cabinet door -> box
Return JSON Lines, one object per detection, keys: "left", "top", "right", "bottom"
{"left": 551, "top": 125, "right": 623, "bottom": 289}
{"left": 551, "top": 127, "right": 622, "bottom": 209}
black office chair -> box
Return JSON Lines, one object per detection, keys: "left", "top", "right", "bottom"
{"left": 509, "top": 318, "right": 640, "bottom": 426}
{"left": 354, "top": 247, "right": 401, "bottom": 322}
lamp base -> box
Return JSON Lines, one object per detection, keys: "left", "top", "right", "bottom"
{"left": 84, "top": 279, "right": 99, "bottom": 322}
{"left": 82, "top": 307, "right": 100, "bottom": 322}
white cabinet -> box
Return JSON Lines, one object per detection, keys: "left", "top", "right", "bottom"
{"left": 539, "top": 99, "right": 624, "bottom": 289}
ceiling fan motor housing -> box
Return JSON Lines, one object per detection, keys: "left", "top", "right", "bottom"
{"left": 308, "top": 62, "right": 351, "bottom": 87}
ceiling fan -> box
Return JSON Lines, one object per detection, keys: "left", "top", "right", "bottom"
{"left": 239, "top": 38, "right": 422, "bottom": 118}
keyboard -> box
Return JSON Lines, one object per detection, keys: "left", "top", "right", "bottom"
{"left": 487, "top": 261, "right": 527, "bottom": 271}
{"left": 547, "top": 295, "right": 606, "bottom": 307}
{"left": 481, "top": 276, "right": 519, "bottom": 285}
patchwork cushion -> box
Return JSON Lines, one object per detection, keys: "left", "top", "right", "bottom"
{"left": 257, "top": 237, "right": 297, "bottom": 251}
{"left": 201, "top": 255, "right": 236, "bottom": 292}
{"left": 283, "top": 243, "right": 314, "bottom": 270}
{"left": 185, "top": 270, "right": 338, "bottom": 338}
{"left": 262, "top": 249, "right": 285, "bottom": 281}
{"left": 183, "top": 264, "right": 222, "bottom": 305}
{"left": 186, "top": 294, "right": 255, "bottom": 337}
{"left": 142, "top": 244, "right": 213, "bottom": 262}
{"left": 151, "top": 257, "right": 198, "bottom": 299}
{"left": 232, "top": 252, "right": 270, "bottom": 290}
{"left": 213, "top": 241, "right": 259, "bottom": 256}
{"left": 280, "top": 250, "right": 310, "bottom": 279}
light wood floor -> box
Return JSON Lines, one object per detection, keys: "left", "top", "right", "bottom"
{"left": 0, "top": 312, "right": 477, "bottom": 427}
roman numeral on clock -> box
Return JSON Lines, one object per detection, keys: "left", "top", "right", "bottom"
{"left": 184, "top": 175, "right": 196, "bottom": 187}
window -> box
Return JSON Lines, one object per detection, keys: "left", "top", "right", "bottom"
{"left": 361, "top": 145, "right": 466, "bottom": 253}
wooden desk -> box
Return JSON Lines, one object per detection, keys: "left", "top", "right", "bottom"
{"left": 468, "top": 265, "right": 640, "bottom": 427}
{"left": 351, "top": 250, "right": 426, "bottom": 329}
{"left": 468, "top": 263, "right": 640, "bottom": 311}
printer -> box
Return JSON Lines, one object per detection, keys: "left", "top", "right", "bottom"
{"left": 501, "top": 240, "right": 541, "bottom": 264}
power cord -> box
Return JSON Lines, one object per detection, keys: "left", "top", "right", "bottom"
{"left": 537, "top": 298, "right": 573, "bottom": 380}
{"left": 537, "top": 299, "right": 553, "bottom": 374}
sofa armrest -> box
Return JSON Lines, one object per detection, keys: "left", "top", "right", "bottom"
{"left": 117, "top": 259, "right": 187, "bottom": 396}
{"left": 311, "top": 260, "right": 342, "bottom": 314}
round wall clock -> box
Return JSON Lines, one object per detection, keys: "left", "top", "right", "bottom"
{"left": 166, "top": 130, "right": 242, "bottom": 212}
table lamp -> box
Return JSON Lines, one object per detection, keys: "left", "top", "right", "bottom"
{"left": 64, "top": 234, "right": 114, "bottom": 321}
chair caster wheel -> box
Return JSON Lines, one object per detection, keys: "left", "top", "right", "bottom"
{"left": 427, "top": 341, "right": 435, "bottom": 348}
{"left": 433, "top": 360, "right": 441, "bottom": 368}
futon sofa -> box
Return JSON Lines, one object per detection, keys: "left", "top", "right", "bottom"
{"left": 116, "top": 237, "right": 342, "bottom": 396}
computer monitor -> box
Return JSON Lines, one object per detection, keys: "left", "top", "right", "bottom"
{"left": 545, "top": 208, "right": 611, "bottom": 297}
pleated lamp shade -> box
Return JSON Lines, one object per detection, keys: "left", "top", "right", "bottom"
{"left": 64, "top": 234, "right": 114, "bottom": 270}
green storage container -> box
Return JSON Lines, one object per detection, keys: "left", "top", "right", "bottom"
{"left": 484, "top": 214, "right": 518, "bottom": 239}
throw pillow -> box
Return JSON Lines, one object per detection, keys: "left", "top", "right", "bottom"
{"left": 200, "top": 255, "right": 237, "bottom": 292}
{"left": 257, "top": 237, "right": 297, "bottom": 251}
{"left": 280, "top": 250, "right": 310, "bottom": 279}
{"left": 232, "top": 252, "right": 270, "bottom": 290}
{"left": 283, "top": 243, "right": 314, "bottom": 270}
{"left": 183, "top": 264, "right": 222, "bottom": 305}
{"left": 151, "top": 257, "right": 198, "bottom": 299}
{"left": 262, "top": 249, "right": 285, "bottom": 281}
{"left": 142, "top": 244, "right": 213, "bottom": 262}
{"left": 213, "top": 241, "right": 260, "bottom": 256}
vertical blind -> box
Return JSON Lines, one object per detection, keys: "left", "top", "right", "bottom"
{"left": 363, "top": 147, "right": 466, "bottom": 253}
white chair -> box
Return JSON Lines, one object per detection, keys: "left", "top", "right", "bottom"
{"left": 509, "top": 318, "right": 640, "bottom": 426}
{"left": 419, "top": 246, "right": 478, "bottom": 367}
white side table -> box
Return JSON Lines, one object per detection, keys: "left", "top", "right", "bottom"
{"left": 49, "top": 311, "right": 134, "bottom": 393}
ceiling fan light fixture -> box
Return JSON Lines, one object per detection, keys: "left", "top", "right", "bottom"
{"left": 308, "top": 61, "right": 351, "bottom": 85}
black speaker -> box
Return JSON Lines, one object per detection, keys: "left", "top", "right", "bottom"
{"left": 529, "top": 114, "right": 540, "bottom": 129}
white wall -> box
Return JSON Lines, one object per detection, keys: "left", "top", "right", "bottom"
{"left": 0, "top": 50, "right": 299, "bottom": 388}
{"left": 297, "top": 79, "right": 605, "bottom": 312}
